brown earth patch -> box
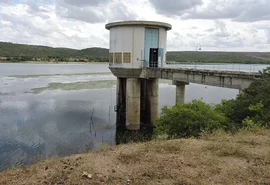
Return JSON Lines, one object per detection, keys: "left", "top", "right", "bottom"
{"left": 0, "top": 129, "right": 269, "bottom": 185}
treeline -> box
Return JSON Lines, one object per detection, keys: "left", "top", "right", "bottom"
{"left": 154, "top": 67, "right": 270, "bottom": 139}
{"left": 2, "top": 56, "right": 108, "bottom": 63}
{"left": 167, "top": 51, "right": 270, "bottom": 64}
{"left": 0, "top": 42, "right": 109, "bottom": 62}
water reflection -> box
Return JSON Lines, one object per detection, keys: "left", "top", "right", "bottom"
{"left": 0, "top": 98, "right": 115, "bottom": 171}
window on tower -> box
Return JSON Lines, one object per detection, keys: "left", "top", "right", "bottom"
{"left": 109, "top": 53, "right": 113, "bottom": 64}
{"left": 123, "top": 53, "right": 131, "bottom": 63}
{"left": 114, "top": 53, "right": 122, "bottom": 63}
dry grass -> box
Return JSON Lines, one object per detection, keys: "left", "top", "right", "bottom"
{"left": 0, "top": 129, "right": 270, "bottom": 185}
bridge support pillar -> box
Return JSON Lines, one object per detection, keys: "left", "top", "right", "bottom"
{"left": 173, "top": 81, "right": 189, "bottom": 105}
{"left": 116, "top": 78, "right": 120, "bottom": 124}
{"left": 126, "top": 78, "right": 141, "bottom": 130}
{"left": 147, "top": 79, "right": 159, "bottom": 126}
{"left": 116, "top": 78, "right": 126, "bottom": 126}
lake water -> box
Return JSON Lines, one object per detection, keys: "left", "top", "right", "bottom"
{"left": 0, "top": 63, "right": 269, "bottom": 171}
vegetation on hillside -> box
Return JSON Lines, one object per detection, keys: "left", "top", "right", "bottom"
{"left": 155, "top": 67, "right": 270, "bottom": 139}
{"left": 0, "top": 42, "right": 109, "bottom": 62}
{"left": 1, "top": 41, "right": 270, "bottom": 63}
{"left": 167, "top": 51, "right": 270, "bottom": 64}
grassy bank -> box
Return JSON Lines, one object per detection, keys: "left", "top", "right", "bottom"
{"left": 0, "top": 128, "right": 269, "bottom": 185}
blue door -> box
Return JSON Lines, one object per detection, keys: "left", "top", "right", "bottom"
{"left": 144, "top": 28, "right": 159, "bottom": 67}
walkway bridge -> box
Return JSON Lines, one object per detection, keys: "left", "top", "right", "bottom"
{"left": 110, "top": 67, "right": 261, "bottom": 90}
{"left": 110, "top": 67, "right": 261, "bottom": 130}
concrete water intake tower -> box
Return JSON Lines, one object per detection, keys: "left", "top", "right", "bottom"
{"left": 105, "top": 21, "right": 172, "bottom": 131}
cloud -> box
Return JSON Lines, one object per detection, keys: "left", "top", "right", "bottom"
{"left": 0, "top": 1, "right": 111, "bottom": 49}
{"left": 214, "top": 20, "right": 230, "bottom": 37}
{"left": 205, "top": 28, "right": 215, "bottom": 32}
{"left": 184, "top": 0, "right": 270, "bottom": 22}
{"left": 250, "top": 21, "right": 270, "bottom": 44}
{"left": 149, "top": 0, "right": 203, "bottom": 15}
{"left": 56, "top": 5, "right": 106, "bottom": 23}
{"left": 55, "top": 0, "right": 137, "bottom": 23}
{"left": 0, "top": 0, "right": 11, "bottom": 4}
{"left": 61, "top": 0, "right": 110, "bottom": 7}
{"left": 266, "top": 30, "right": 270, "bottom": 44}
{"left": 253, "top": 22, "right": 270, "bottom": 30}
{"left": 0, "top": 0, "right": 269, "bottom": 51}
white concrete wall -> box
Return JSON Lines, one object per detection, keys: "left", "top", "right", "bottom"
{"left": 110, "top": 26, "right": 144, "bottom": 68}
{"left": 159, "top": 28, "right": 167, "bottom": 67}
{"left": 133, "top": 27, "right": 145, "bottom": 68}
{"left": 109, "top": 26, "right": 168, "bottom": 68}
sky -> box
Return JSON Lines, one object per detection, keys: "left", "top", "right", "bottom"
{"left": 0, "top": 0, "right": 270, "bottom": 51}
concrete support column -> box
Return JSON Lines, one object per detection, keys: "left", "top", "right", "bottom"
{"left": 147, "top": 79, "right": 159, "bottom": 126}
{"left": 173, "top": 81, "right": 189, "bottom": 105}
{"left": 116, "top": 78, "right": 120, "bottom": 105}
{"left": 116, "top": 78, "right": 121, "bottom": 124}
{"left": 116, "top": 78, "right": 126, "bottom": 126}
{"left": 126, "top": 78, "right": 141, "bottom": 130}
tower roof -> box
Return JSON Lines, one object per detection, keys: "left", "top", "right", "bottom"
{"left": 105, "top": 20, "right": 172, "bottom": 30}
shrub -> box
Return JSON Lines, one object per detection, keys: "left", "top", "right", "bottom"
{"left": 219, "top": 67, "right": 270, "bottom": 128}
{"left": 154, "top": 100, "right": 228, "bottom": 138}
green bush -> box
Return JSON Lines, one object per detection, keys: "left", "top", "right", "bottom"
{"left": 154, "top": 100, "right": 228, "bottom": 138}
{"left": 221, "top": 67, "right": 270, "bottom": 128}
{"left": 212, "top": 67, "right": 270, "bottom": 130}
{"left": 215, "top": 99, "right": 234, "bottom": 118}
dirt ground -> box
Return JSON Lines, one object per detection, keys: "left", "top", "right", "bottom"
{"left": 0, "top": 129, "right": 269, "bottom": 185}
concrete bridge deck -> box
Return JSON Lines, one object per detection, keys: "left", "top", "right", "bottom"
{"left": 110, "top": 67, "right": 261, "bottom": 90}
{"left": 111, "top": 67, "right": 261, "bottom": 130}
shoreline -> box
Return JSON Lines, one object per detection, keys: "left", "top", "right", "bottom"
{"left": 1, "top": 60, "right": 269, "bottom": 65}
{"left": 0, "top": 61, "right": 109, "bottom": 64}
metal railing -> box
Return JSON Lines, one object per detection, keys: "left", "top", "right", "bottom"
{"left": 109, "top": 61, "right": 269, "bottom": 73}
{"left": 165, "top": 62, "right": 270, "bottom": 73}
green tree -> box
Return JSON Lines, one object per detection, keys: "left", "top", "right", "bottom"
{"left": 221, "top": 67, "right": 270, "bottom": 128}
{"left": 215, "top": 99, "right": 234, "bottom": 118}
{"left": 154, "top": 100, "right": 228, "bottom": 138}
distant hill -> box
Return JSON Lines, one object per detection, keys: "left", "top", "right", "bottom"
{"left": 167, "top": 51, "right": 270, "bottom": 64}
{"left": 0, "top": 42, "right": 109, "bottom": 61}
{"left": 0, "top": 42, "right": 270, "bottom": 64}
